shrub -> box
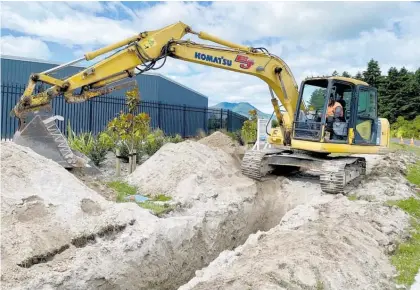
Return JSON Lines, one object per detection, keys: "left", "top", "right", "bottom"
{"left": 98, "top": 131, "right": 114, "bottom": 152}
{"left": 391, "top": 116, "right": 420, "bottom": 138}
{"left": 241, "top": 109, "right": 258, "bottom": 144}
{"left": 88, "top": 141, "right": 108, "bottom": 167}
{"left": 67, "top": 123, "right": 108, "bottom": 167}
{"left": 115, "top": 130, "right": 184, "bottom": 163}
{"left": 142, "top": 129, "right": 167, "bottom": 156}
{"left": 223, "top": 129, "right": 244, "bottom": 145}
{"left": 168, "top": 134, "right": 183, "bottom": 144}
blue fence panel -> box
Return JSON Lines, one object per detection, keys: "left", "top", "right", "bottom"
{"left": 1, "top": 83, "right": 248, "bottom": 140}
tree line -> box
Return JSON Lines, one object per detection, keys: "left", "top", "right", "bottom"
{"left": 331, "top": 60, "right": 420, "bottom": 138}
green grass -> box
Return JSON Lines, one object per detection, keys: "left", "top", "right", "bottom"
{"left": 151, "top": 194, "right": 172, "bottom": 202}
{"left": 406, "top": 161, "right": 420, "bottom": 187}
{"left": 387, "top": 198, "right": 420, "bottom": 219}
{"left": 387, "top": 197, "right": 420, "bottom": 286}
{"left": 347, "top": 194, "right": 358, "bottom": 201}
{"left": 391, "top": 219, "right": 420, "bottom": 286}
{"left": 107, "top": 180, "right": 137, "bottom": 202}
{"left": 106, "top": 180, "right": 173, "bottom": 216}
{"left": 137, "top": 201, "right": 174, "bottom": 217}
{"left": 316, "top": 280, "right": 325, "bottom": 290}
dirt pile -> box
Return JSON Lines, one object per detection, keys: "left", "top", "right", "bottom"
{"left": 179, "top": 151, "right": 419, "bottom": 290}
{"left": 3, "top": 139, "right": 416, "bottom": 290}
{"left": 198, "top": 131, "right": 245, "bottom": 165}
{"left": 180, "top": 195, "right": 410, "bottom": 290}
{"left": 198, "top": 131, "right": 238, "bottom": 154}
{"left": 1, "top": 141, "right": 314, "bottom": 290}
{"left": 125, "top": 140, "right": 240, "bottom": 203}
{"left": 352, "top": 151, "right": 419, "bottom": 202}
{"left": 1, "top": 141, "right": 157, "bottom": 289}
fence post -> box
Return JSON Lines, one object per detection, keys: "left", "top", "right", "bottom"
{"left": 203, "top": 107, "right": 208, "bottom": 134}
{"left": 89, "top": 100, "right": 93, "bottom": 133}
{"left": 183, "top": 104, "right": 187, "bottom": 138}
{"left": 158, "top": 101, "right": 161, "bottom": 129}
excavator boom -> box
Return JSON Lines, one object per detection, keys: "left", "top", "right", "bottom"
{"left": 12, "top": 21, "right": 300, "bottom": 168}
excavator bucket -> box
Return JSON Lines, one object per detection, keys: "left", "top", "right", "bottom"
{"left": 13, "top": 107, "right": 90, "bottom": 168}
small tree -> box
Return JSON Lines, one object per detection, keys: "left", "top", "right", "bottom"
{"left": 107, "top": 86, "right": 150, "bottom": 173}
{"left": 241, "top": 109, "right": 258, "bottom": 145}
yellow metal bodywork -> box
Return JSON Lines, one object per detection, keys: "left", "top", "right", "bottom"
{"left": 292, "top": 139, "right": 388, "bottom": 154}
{"left": 13, "top": 21, "right": 390, "bottom": 156}
{"left": 356, "top": 120, "right": 373, "bottom": 141}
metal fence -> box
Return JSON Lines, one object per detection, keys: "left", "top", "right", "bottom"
{"left": 1, "top": 83, "right": 248, "bottom": 140}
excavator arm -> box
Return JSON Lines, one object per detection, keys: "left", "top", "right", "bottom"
{"left": 12, "top": 21, "right": 301, "bottom": 168}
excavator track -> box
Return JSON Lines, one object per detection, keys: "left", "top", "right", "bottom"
{"left": 241, "top": 150, "right": 273, "bottom": 180}
{"left": 319, "top": 157, "right": 366, "bottom": 194}
{"left": 241, "top": 149, "right": 367, "bottom": 194}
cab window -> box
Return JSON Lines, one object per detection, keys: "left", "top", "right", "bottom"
{"left": 357, "top": 89, "right": 377, "bottom": 119}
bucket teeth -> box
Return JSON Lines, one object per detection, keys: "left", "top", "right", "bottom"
{"left": 13, "top": 109, "right": 89, "bottom": 168}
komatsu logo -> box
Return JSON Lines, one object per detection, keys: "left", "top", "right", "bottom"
{"left": 194, "top": 52, "right": 232, "bottom": 67}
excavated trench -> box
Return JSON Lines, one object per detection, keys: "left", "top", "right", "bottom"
{"left": 1, "top": 138, "right": 324, "bottom": 290}
{"left": 112, "top": 176, "right": 323, "bottom": 290}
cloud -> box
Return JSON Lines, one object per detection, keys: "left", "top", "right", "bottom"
{"left": 1, "top": 1, "right": 419, "bottom": 113}
{"left": 0, "top": 35, "right": 51, "bottom": 60}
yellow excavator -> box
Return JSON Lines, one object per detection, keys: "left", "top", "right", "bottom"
{"left": 11, "top": 21, "right": 390, "bottom": 194}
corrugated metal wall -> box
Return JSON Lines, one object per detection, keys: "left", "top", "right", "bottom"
{"left": 0, "top": 56, "right": 208, "bottom": 107}
{"left": 1, "top": 56, "right": 239, "bottom": 140}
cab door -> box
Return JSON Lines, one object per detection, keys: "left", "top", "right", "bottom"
{"left": 351, "top": 86, "right": 378, "bottom": 145}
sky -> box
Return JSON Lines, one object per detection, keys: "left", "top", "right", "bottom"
{"left": 1, "top": 1, "right": 420, "bottom": 113}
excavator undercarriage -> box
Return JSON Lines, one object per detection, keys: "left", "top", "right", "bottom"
{"left": 241, "top": 149, "right": 366, "bottom": 194}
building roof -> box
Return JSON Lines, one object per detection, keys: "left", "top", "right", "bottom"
{"left": 0, "top": 54, "right": 208, "bottom": 100}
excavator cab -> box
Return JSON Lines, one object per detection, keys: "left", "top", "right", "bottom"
{"left": 292, "top": 76, "right": 388, "bottom": 149}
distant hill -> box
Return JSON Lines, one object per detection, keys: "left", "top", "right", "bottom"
{"left": 211, "top": 102, "right": 271, "bottom": 119}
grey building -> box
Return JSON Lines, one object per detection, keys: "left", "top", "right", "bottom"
{"left": 1, "top": 55, "right": 214, "bottom": 138}
{"left": 0, "top": 55, "right": 208, "bottom": 107}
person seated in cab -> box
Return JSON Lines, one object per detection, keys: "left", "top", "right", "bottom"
{"left": 327, "top": 95, "right": 343, "bottom": 119}
{"left": 325, "top": 95, "right": 345, "bottom": 140}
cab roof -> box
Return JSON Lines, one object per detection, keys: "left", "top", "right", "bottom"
{"left": 305, "top": 76, "right": 369, "bottom": 86}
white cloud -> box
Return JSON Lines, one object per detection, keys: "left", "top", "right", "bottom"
{"left": 0, "top": 35, "right": 51, "bottom": 60}
{"left": 1, "top": 1, "right": 419, "bottom": 113}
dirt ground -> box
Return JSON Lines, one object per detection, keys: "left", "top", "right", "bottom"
{"left": 1, "top": 133, "right": 419, "bottom": 290}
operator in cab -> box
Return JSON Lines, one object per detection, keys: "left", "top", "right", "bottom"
{"left": 327, "top": 94, "right": 343, "bottom": 118}
{"left": 324, "top": 94, "right": 344, "bottom": 141}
